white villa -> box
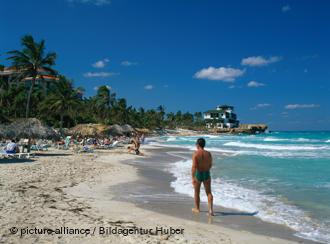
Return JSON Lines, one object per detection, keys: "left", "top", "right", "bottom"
{"left": 204, "top": 105, "right": 239, "bottom": 129}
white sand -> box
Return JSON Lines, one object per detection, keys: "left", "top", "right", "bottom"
{"left": 0, "top": 147, "right": 300, "bottom": 243}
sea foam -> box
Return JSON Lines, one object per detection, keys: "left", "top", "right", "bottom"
{"left": 224, "top": 141, "right": 328, "bottom": 151}
{"left": 168, "top": 159, "right": 330, "bottom": 243}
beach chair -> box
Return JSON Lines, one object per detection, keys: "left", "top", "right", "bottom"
{"left": 0, "top": 152, "right": 34, "bottom": 159}
{"left": 106, "top": 140, "right": 119, "bottom": 149}
{"left": 77, "top": 146, "right": 94, "bottom": 154}
{"left": 30, "top": 144, "right": 40, "bottom": 151}
{"left": 31, "top": 143, "right": 50, "bottom": 151}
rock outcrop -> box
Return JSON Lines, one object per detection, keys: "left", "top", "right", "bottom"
{"left": 214, "top": 124, "right": 268, "bottom": 134}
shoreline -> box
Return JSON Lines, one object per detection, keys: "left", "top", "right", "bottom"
{"left": 69, "top": 145, "right": 318, "bottom": 243}
{"left": 0, "top": 145, "right": 320, "bottom": 243}
{"left": 111, "top": 145, "right": 318, "bottom": 244}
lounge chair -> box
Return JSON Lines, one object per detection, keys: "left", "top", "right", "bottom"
{"left": 0, "top": 151, "right": 34, "bottom": 159}
{"left": 96, "top": 141, "right": 120, "bottom": 149}
{"left": 77, "top": 146, "right": 94, "bottom": 154}
{"left": 30, "top": 144, "right": 49, "bottom": 151}
{"left": 107, "top": 140, "right": 119, "bottom": 148}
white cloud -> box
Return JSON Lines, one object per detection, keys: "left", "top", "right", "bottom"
{"left": 247, "top": 81, "right": 265, "bottom": 87}
{"left": 241, "top": 56, "right": 282, "bottom": 67}
{"left": 67, "top": 0, "right": 111, "bottom": 6}
{"left": 194, "top": 66, "right": 245, "bottom": 82}
{"left": 92, "top": 58, "right": 109, "bottom": 68}
{"left": 83, "top": 72, "right": 117, "bottom": 77}
{"left": 121, "top": 61, "right": 138, "bottom": 66}
{"left": 285, "top": 104, "right": 320, "bottom": 109}
{"left": 282, "top": 5, "right": 291, "bottom": 12}
{"left": 144, "top": 85, "right": 153, "bottom": 90}
{"left": 251, "top": 103, "right": 271, "bottom": 110}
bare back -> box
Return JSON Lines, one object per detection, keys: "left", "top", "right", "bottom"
{"left": 194, "top": 149, "right": 212, "bottom": 172}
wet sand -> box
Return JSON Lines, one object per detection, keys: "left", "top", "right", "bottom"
{"left": 112, "top": 146, "right": 318, "bottom": 244}
{"left": 0, "top": 145, "right": 319, "bottom": 243}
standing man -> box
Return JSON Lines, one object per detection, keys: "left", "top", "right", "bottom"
{"left": 192, "top": 138, "right": 214, "bottom": 216}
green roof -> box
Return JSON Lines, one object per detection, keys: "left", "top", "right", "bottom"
{"left": 219, "top": 105, "right": 233, "bottom": 108}
{"left": 204, "top": 109, "right": 227, "bottom": 113}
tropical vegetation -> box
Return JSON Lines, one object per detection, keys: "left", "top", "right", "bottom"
{"left": 0, "top": 35, "right": 205, "bottom": 130}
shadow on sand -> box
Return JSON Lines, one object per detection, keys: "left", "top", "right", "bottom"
{"left": 33, "top": 153, "right": 71, "bottom": 157}
{"left": 0, "top": 152, "right": 71, "bottom": 164}
{"left": 0, "top": 158, "right": 35, "bottom": 164}
{"left": 201, "top": 210, "right": 259, "bottom": 217}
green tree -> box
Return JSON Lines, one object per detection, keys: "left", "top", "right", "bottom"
{"left": 166, "top": 112, "right": 176, "bottom": 128}
{"left": 40, "top": 76, "right": 81, "bottom": 130}
{"left": 112, "top": 98, "right": 129, "bottom": 124}
{"left": 7, "top": 35, "right": 57, "bottom": 118}
{"left": 156, "top": 105, "right": 166, "bottom": 129}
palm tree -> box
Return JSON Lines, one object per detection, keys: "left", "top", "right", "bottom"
{"left": 40, "top": 76, "right": 81, "bottom": 130}
{"left": 157, "top": 105, "right": 166, "bottom": 129}
{"left": 113, "top": 98, "right": 129, "bottom": 124}
{"left": 166, "top": 112, "right": 176, "bottom": 128}
{"left": 7, "top": 35, "right": 57, "bottom": 118}
{"left": 94, "top": 86, "right": 110, "bottom": 121}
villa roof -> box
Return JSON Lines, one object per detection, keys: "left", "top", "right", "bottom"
{"left": 218, "top": 105, "right": 234, "bottom": 109}
{"left": 0, "top": 66, "right": 57, "bottom": 77}
{"left": 0, "top": 69, "right": 19, "bottom": 76}
{"left": 23, "top": 75, "right": 59, "bottom": 81}
{"left": 204, "top": 109, "right": 227, "bottom": 113}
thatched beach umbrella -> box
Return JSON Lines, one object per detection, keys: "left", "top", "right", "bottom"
{"left": 106, "top": 124, "right": 124, "bottom": 136}
{"left": 136, "top": 128, "right": 152, "bottom": 135}
{"left": 69, "top": 123, "right": 109, "bottom": 137}
{"left": 0, "top": 124, "right": 8, "bottom": 138}
{"left": 6, "top": 118, "right": 58, "bottom": 139}
{"left": 106, "top": 124, "right": 135, "bottom": 136}
{"left": 121, "top": 124, "right": 135, "bottom": 135}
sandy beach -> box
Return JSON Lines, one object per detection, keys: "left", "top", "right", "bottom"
{"left": 1, "top": 1, "right": 329, "bottom": 242}
{"left": 0, "top": 145, "right": 318, "bottom": 244}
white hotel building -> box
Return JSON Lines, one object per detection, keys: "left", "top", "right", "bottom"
{"left": 204, "top": 105, "right": 239, "bottom": 129}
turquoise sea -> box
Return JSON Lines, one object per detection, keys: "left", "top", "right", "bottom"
{"left": 149, "top": 131, "right": 330, "bottom": 243}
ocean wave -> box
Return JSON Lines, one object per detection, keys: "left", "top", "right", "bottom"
{"left": 148, "top": 141, "right": 330, "bottom": 159}
{"left": 263, "top": 137, "right": 318, "bottom": 142}
{"left": 315, "top": 182, "right": 330, "bottom": 189}
{"left": 166, "top": 137, "right": 178, "bottom": 142}
{"left": 296, "top": 138, "right": 313, "bottom": 142}
{"left": 169, "top": 159, "right": 330, "bottom": 243}
{"left": 224, "top": 141, "right": 328, "bottom": 151}
{"left": 263, "top": 137, "right": 289, "bottom": 142}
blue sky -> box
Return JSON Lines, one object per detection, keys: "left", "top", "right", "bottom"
{"left": 1, "top": 0, "right": 329, "bottom": 130}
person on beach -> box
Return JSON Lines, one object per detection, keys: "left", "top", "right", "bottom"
{"left": 140, "top": 133, "right": 145, "bottom": 144}
{"left": 4, "top": 139, "right": 19, "bottom": 154}
{"left": 128, "top": 135, "right": 144, "bottom": 156}
{"left": 192, "top": 138, "right": 214, "bottom": 216}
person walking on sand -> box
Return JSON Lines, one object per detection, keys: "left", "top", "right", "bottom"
{"left": 192, "top": 138, "right": 214, "bottom": 216}
{"left": 128, "top": 135, "right": 144, "bottom": 156}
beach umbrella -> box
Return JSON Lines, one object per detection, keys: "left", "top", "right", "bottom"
{"left": 121, "top": 124, "right": 135, "bottom": 135}
{"left": 136, "top": 128, "right": 152, "bottom": 135}
{"left": 106, "top": 124, "right": 124, "bottom": 136}
{"left": 106, "top": 124, "right": 136, "bottom": 136}
{"left": 6, "top": 118, "right": 58, "bottom": 139}
{"left": 0, "top": 124, "right": 8, "bottom": 138}
{"left": 68, "top": 123, "right": 108, "bottom": 137}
